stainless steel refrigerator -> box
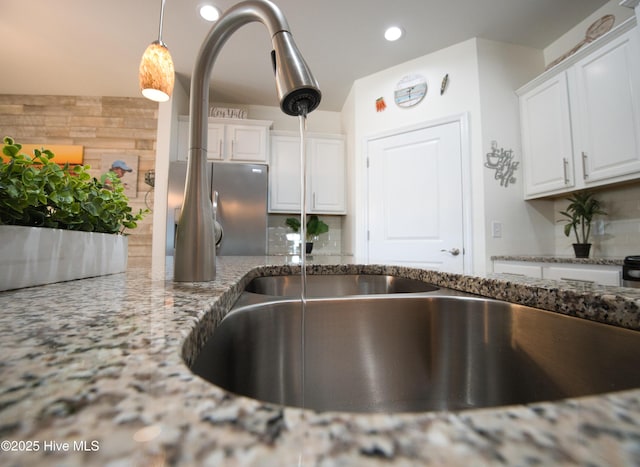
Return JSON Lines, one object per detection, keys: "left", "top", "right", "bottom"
{"left": 166, "top": 161, "right": 268, "bottom": 256}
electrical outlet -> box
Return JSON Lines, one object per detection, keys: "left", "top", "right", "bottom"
{"left": 491, "top": 221, "right": 502, "bottom": 238}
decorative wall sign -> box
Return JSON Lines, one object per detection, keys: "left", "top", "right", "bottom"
{"left": 546, "top": 15, "right": 615, "bottom": 70}
{"left": 484, "top": 141, "right": 518, "bottom": 188}
{"left": 209, "top": 107, "right": 247, "bottom": 119}
{"left": 1, "top": 144, "right": 84, "bottom": 165}
{"left": 375, "top": 97, "right": 387, "bottom": 112}
{"left": 440, "top": 74, "right": 449, "bottom": 95}
{"left": 394, "top": 74, "right": 427, "bottom": 108}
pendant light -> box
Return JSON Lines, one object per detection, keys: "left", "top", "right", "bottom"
{"left": 139, "top": 0, "right": 175, "bottom": 102}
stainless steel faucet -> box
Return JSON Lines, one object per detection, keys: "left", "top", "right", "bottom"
{"left": 174, "top": 0, "right": 321, "bottom": 282}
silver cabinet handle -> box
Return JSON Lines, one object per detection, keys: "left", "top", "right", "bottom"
{"left": 582, "top": 152, "right": 589, "bottom": 179}
{"left": 231, "top": 139, "right": 235, "bottom": 157}
{"left": 563, "top": 157, "right": 569, "bottom": 184}
{"left": 441, "top": 248, "right": 460, "bottom": 256}
{"left": 219, "top": 140, "right": 222, "bottom": 157}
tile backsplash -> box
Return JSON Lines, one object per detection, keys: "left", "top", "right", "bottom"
{"left": 553, "top": 182, "right": 640, "bottom": 258}
{"left": 268, "top": 214, "right": 342, "bottom": 255}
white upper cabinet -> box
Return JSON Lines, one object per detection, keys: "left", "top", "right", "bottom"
{"left": 269, "top": 132, "right": 347, "bottom": 214}
{"left": 205, "top": 123, "right": 224, "bottom": 160}
{"left": 308, "top": 137, "right": 347, "bottom": 213}
{"left": 519, "top": 72, "right": 575, "bottom": 195}
{"left": 572, "top": 28, "right": 640, "bottom": 183}
{"left": 176, "top": 117, "right": 271, "bottom": 163}
{"left": 269, "top": 134, "right": 301, "bottom": 213}
{"left": 226, "top": 123, "right": 270, "bottom": 162}
{"left": 518, "top": 19, "right": 640, "bottom": 199}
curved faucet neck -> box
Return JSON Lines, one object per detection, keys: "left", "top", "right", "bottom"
{"left": 174, "top": 0, "right": 319, "bottom": 282}
{"left": 189, "top": 0, "right": 290, "bottom": 154}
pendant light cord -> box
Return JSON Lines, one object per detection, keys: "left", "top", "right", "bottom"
{"left": 158, "top": 0, "right": 166, "bottom": 44}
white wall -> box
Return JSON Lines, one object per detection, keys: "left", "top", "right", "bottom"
{"left": 204, "top": 102, "right": 343, "bottom": 134}
{"left": 476, "top": 39, "right": 556, "bottom": 265}
{"left": 247, "top": 104, "right": 342, "bottom": 134}
{"left": 344, "top": 39, "right": 487, "bottom": 272}
{"left": 553, "top": 183, "right": 640, "bottom": 258}
{"left": 151, "top": 78, "right": 189, "bottom": 276}
{"left": 340, "top": 86, "right": 357, "bottom": 256}
{"left": 342, "top": 36, "right": 577, "bottom": 274}
{"left": 544, "top": 0, "right": 634, "bottom": 67}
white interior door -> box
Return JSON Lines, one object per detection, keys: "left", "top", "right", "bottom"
{"left": 367, "top": 121, "right": 464, "bottom": 272}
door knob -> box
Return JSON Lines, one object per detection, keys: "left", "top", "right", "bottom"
{"left": 441, "top": 248, "right": 460, "bottom": 256}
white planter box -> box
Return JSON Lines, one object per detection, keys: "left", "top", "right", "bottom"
{"left": 0, "top": 226, "right": 128, "bottom": 291}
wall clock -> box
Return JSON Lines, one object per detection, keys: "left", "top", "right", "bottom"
{"left": 394, "top": 74, "right": 427, "bottom": 108}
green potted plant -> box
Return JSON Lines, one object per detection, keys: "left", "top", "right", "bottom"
{"left": 0, "top": 137, "right": 148, "bottom": 290}
{"left": 285, "top": 214, "right": 329, "bottom": 254}
{"left": 558, "top": 190, "right": 607, "bottom": 258}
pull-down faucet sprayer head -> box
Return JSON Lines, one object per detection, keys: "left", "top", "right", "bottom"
{"left": 271, "top": 30, "right": 321, "bottom": 116}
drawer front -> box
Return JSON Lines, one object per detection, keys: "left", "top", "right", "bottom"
{"left": 542, "top": 266, "right": 621, "bottom": 286}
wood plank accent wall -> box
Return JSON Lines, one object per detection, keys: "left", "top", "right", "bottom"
{"left": 0, "top": 95, "right": 158, "bottom": 258}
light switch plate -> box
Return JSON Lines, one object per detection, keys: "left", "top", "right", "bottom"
{"left": 491, "top": 221, "right": 502, "bottom": 238}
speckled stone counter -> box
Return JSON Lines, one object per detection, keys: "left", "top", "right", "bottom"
{"left": 491, "top": 255, "right": 625, "bottom": 266}
{"left": 1, "top": 256, "right": 639, "bottom": 466}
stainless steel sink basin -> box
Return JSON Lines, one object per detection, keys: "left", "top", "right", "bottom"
{"left": 191, "top": 295, "right": 640, "bottom": 413}
{"left": 244, "top": 274, "right": 438, "bottom": 297}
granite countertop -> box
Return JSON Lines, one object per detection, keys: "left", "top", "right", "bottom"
{"left": 1, "top": 256, "right": 640, "bottom": 466}
{"left": 491, "top": 255, "right": 626, "bottom": 266}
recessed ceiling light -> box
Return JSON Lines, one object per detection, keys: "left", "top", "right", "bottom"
{"left": 384, "top": 26, "right": 403, "bottom": 42}
{"left": 200, "top": 4, "right": 220, "bottom": 22}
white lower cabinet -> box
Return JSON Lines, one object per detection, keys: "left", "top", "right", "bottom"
{"left": 493, "top": 260, "right": 621, "bottom": 286}
{"left": 269, "top": 132, "right": 346, "bottom": 214}
{"left": 542, "top": 265, "right": 621, "bottom": 286}
{"left": 493, "top": 261, "right": 542, "bottom": 278}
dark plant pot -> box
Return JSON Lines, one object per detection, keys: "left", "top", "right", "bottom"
{"left": 573, "top": 243, "right": 591, "bottom": 258}
{"left": 305, "top": 242, "right": 313, "bottom": 254}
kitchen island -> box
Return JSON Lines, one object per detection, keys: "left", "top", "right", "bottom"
{"left": 1, "top": 256, "right": 639, "bottom": 466}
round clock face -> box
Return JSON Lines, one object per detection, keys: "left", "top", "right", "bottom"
{"left": 394, "top": 74, "right": 427, "bottom": 108}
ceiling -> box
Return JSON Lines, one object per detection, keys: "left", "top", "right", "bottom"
{"left": 0, "top": 0, "right": 609, "bottom": 112}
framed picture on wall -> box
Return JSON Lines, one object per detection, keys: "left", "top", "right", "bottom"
{"left": 101, "top": 154, "right": 139, "bottom": 199}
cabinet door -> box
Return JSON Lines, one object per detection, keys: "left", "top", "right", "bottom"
{"left": 269, "top": 135, "right": 301, "bottom": 212}
{"left": 573, "top": 28, "right": 640, "bottom": 183}
{"left": 226, "top": 124, "right": 268, "bottom": 162}
{"left": 176, "top": 117, "right": 189, "bottom": 161}
{"left": 176, "top": 119, "right": 223, "bottom": 161}
{"left": 308, "top": 138, "right": 346, "bottom": 214}
{"left": 520, "top": 73, "right": 575, "bottom": 197}
{"left": 207, "top": 124, "right": 224, "bottom": 160}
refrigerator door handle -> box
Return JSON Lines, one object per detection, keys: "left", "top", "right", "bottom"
{"left": 212, "top": 190, "right": 219, "bottom": 219}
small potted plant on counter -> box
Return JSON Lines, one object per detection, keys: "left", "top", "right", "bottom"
{"left": 559, "top": 190, "right": 607, "bottom": 258}
{"left": 285, "top": 214, "right": 329, "bottom": 254}
{"left": 0, "top": 136, "right": 148, "bottom": 290}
